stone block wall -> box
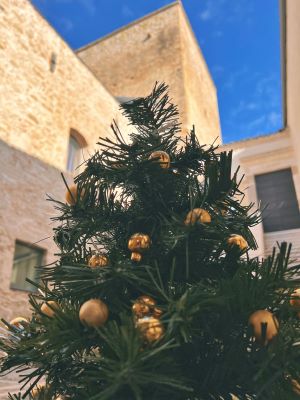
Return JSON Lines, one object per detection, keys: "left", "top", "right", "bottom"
{"left": 77, "top": 2, "right": 221, "bottom": 144}
{"left": 0, "top": 139, "right": 68, "bottom": 321}
{"left": 0, "top": 0, "right": 126, "bottom": 172}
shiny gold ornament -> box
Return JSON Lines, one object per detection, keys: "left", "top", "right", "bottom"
{"left": 248, "top": 310, "right": 279, "bottom": 345}
{"left": 65, "top": 184, "right": 84, "bottom": 206}
{"left": 132, "top": 302, "right": 150, "bottom": 318}
{"left": 88, "top": 254, "right": 109, "bottom": 268}
{"left": 41, "top": 301, "right": 59, "bottom": 318}
{"left": 227, "top": 234, "right": 248, "bottom": 251}
{"left": 128, "top": 233, "right": 151, "bottom": 262}
{"left": 9, "top": 317, "right": 29, "bottom": 328}
{"left": 149, "top": 150, "right": 170, "bottom": 169}
{"left": 290, "top": 378, "right": 300, "bottom": 396}
{"left": 136, "top": 317, "right": 164, "bottom": 342}
{"left": 79, "top": 299, "right": 109, "bottom": 328}
{"left": 153, "top": 307, "right": 163, "bottom": 319}
{"left": 132, "top": 295, "right": 157, "bottom": 318}
{"left": 137, "top": 295, "right": 156, "bottom": 307}
{"left": 184, "top": 208, "right": 211, "bottom": 226}
{"left": 31, "top": 384, "right": 46, "bottom": 397}
{"left": 290, "top": 288, "right": 300, "bottom": 309}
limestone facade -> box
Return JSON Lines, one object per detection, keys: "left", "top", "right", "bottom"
{"left": 0, "top": 0, "right": 127, "bottom": 172}
{"left": 77, "top": 2, "right": 221, "bottom": 144}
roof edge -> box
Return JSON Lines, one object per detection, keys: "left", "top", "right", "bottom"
{"left": 220, "top": 129, "right": 288, "bottom": 150}
{"left": 76, "top": 1, "right": 180, "bottom": 53}
{"left": 279, "top": 0, "right": 287, "bottom": 128}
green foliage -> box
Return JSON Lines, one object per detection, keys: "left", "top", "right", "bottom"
{"left": 1, "top": 83, "right": 300, "bottom": 399}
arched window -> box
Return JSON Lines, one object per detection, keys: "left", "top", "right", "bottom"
{"left": 67, "top": 129, "right": 87, "bottom": 172}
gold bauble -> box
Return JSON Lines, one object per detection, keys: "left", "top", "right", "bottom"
{"left": 291, "top": 378, "right": 300, "bottom": 395}
{"left": 184, "top": 208, "right": 211, "bottom": 226}
{"left": 149, "top": 150, "right": 170, "bottom": 169}
{"left": 128, "top": 233, "right": 151, "bottom": 262}
{"left": 132, "top": 295, "right": 157, "bottom": 318}
{"left": 248, "top": 310, "right": 279, "bottom": 345}
{"left": 65, "top": 185, "right": 84, "bottom": 206}
{"left": 79, "top": 299, "right": 109, "bottom": 328}
{"left": 132, "top": 302, "right": 150, "bottom": 318}
{"left": 31, "top": 384, "right": 45, "bottom": 397}
{"left": 227, "top": 234, "right": 248, "bottom": 251}
{"left": 290, "top": 288, "right": 300, "bottom": 309}
{"left": 137, "top": 295, "right": 156, "bottom": 307}
{"left": 88, "top": 254, "right": 109, "bottom": 268}
{"left": 41, "top": 301, "right": 59, "bottom": 318}
{"left": 136, "top": 317, "right": 164, "bottom": 342}
{"left": 153, "top": 307, "right": 163, "bottom": 319}
{"left": 9, "top": 317, "right": 29, "bottom": 328}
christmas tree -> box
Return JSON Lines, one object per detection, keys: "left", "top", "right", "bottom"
{"left": 1, "top": 83, "right": 300, "bottom": 400}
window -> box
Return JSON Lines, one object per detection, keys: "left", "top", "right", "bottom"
{"left": 67, "top": 129, "right": 87, "bottom": 172}
{"left": 255, "top": 168, "right": 300, "bottom": 232}
{"left": 10, "top": 241, "right": 45, "bottom": 291}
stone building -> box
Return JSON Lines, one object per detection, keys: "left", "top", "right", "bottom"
{"left": 0, "top": 0, "right": 299, "bottom": 327}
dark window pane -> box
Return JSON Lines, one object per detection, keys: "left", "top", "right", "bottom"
{"left": 11, "top": 241, "right": 45, "bottom": 291}
{"left": 255, "top": 168, "right": 300, "bottom": 232}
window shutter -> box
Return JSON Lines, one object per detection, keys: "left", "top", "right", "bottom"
{"left": 255, "top": 168, "right": 300, "bottom": 232}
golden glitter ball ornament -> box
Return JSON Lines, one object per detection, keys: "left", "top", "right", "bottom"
{"left": 9, "top": 317, "right": 29, "bottom": 328}
{"left": 290, "top": 378, "right": 300, "bottom": 396}
{"left": 153, "top": 307, "right": 163, "bottom": 319}
{"left": 128, "top": 233, "right": 151, "bottom": 262}
{"left": 227, "top": 234, "right": 248, "bottom": 251}
{"left": 184, "top": 208, "right": 211, "bottom": 226}
{"left": 136, "top": 317, "right": 164, "bottom": 342}
{"left": 65, "top": 184, "right": 85, "bottom": 206}
{"left": 137, "top": 295, "right": 156, "bottom": 307}
{"left": 88, "top": 254, "right": 109, "bottom": 268}
{"left": 41, "top": 301, "right": 59, "bottom": 318}
{"left": 290, "top": 288, "right": 300, "bottom": 309}
{"left": 248, "top": 310, "right": 279, "bottom": 345}
{"left": 132, "top": 302, "right": 150, "bottom": 318}
{"left": 79, "top": 299, "right": 109, "bottom": 328}
{"left": 31, "top": 384, "right": 46, "bottom": 398}
{"left": 132, "top": 295, "right": 157, "bottom": 318}
{"left": 149, "top": 150, "right": 170, "bottom": 169}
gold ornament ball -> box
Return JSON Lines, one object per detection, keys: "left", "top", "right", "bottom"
{"left": 41, "top": 301, "right": 59, "bottom": 318}
{"left": 136, "top": 317, "right": 164, "bottom": 342}
{"left": 290, "top": 288, "right": 300, "bottom": 309}
{"left": 290, "top": 378, "right": 300, "bottom": 396}
{"left": 65, "top": 185, "right": 84, "bottom": 206}
{"left": 149, "top": 150, "right": 170, "bottom": 169}
{"left": 132, "top": 302, "right": 150, "bottom": 318}
{"left": 9, "top": 317, "right": 29, "bottom": 328}
{"left": 79, "top": 299, "right": 109, "bottom": 328}
{"left": 88, "top": 254, "right": 109, "bottom": 268}
{"left": 31, "top": 384, "right": 46, "bottom": 398}
{"left": 184, "top": 208, "right": 211, "bottom": 226}
{"left": 128, "top": 233, "right": 151, "bottom": 262}
{"left": 137, "top": 295, "right": 156, "bottom": 307}
{"left": 227, "top": 234, "right": 248, "bottom": 251}
{"left": 132, "top": 295, "right": 157, "bottom": 318}
{"left": 248, "top": 310, "right": 279, "bottom": 345}
{"left": 153, "top": 307, "right": 163, "bottom": 319}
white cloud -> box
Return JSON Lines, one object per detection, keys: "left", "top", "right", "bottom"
{"left": 198, "top": 0, "right": 253, "bottom": 25}
{"left": 78, "top": 0, "right": 96, "bottom": 16}
{"left": 121, "top": 4, "right": 134, "bottom": 18}
{"left": 199, "top": 8, "right": 212, "bottom": 21}
{"left": 57, "top": 16, "right": 73, "bottom": 32}
{"left": 267, "top": 111, "right": 281, "bottom": 127}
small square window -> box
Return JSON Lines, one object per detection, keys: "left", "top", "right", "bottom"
{"left": 10, "top": 241, "right": 45, "bottom": 292}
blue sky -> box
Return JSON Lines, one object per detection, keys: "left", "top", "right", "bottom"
{"left": 32, "top": 0, "right": 282, "bottom": 143}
